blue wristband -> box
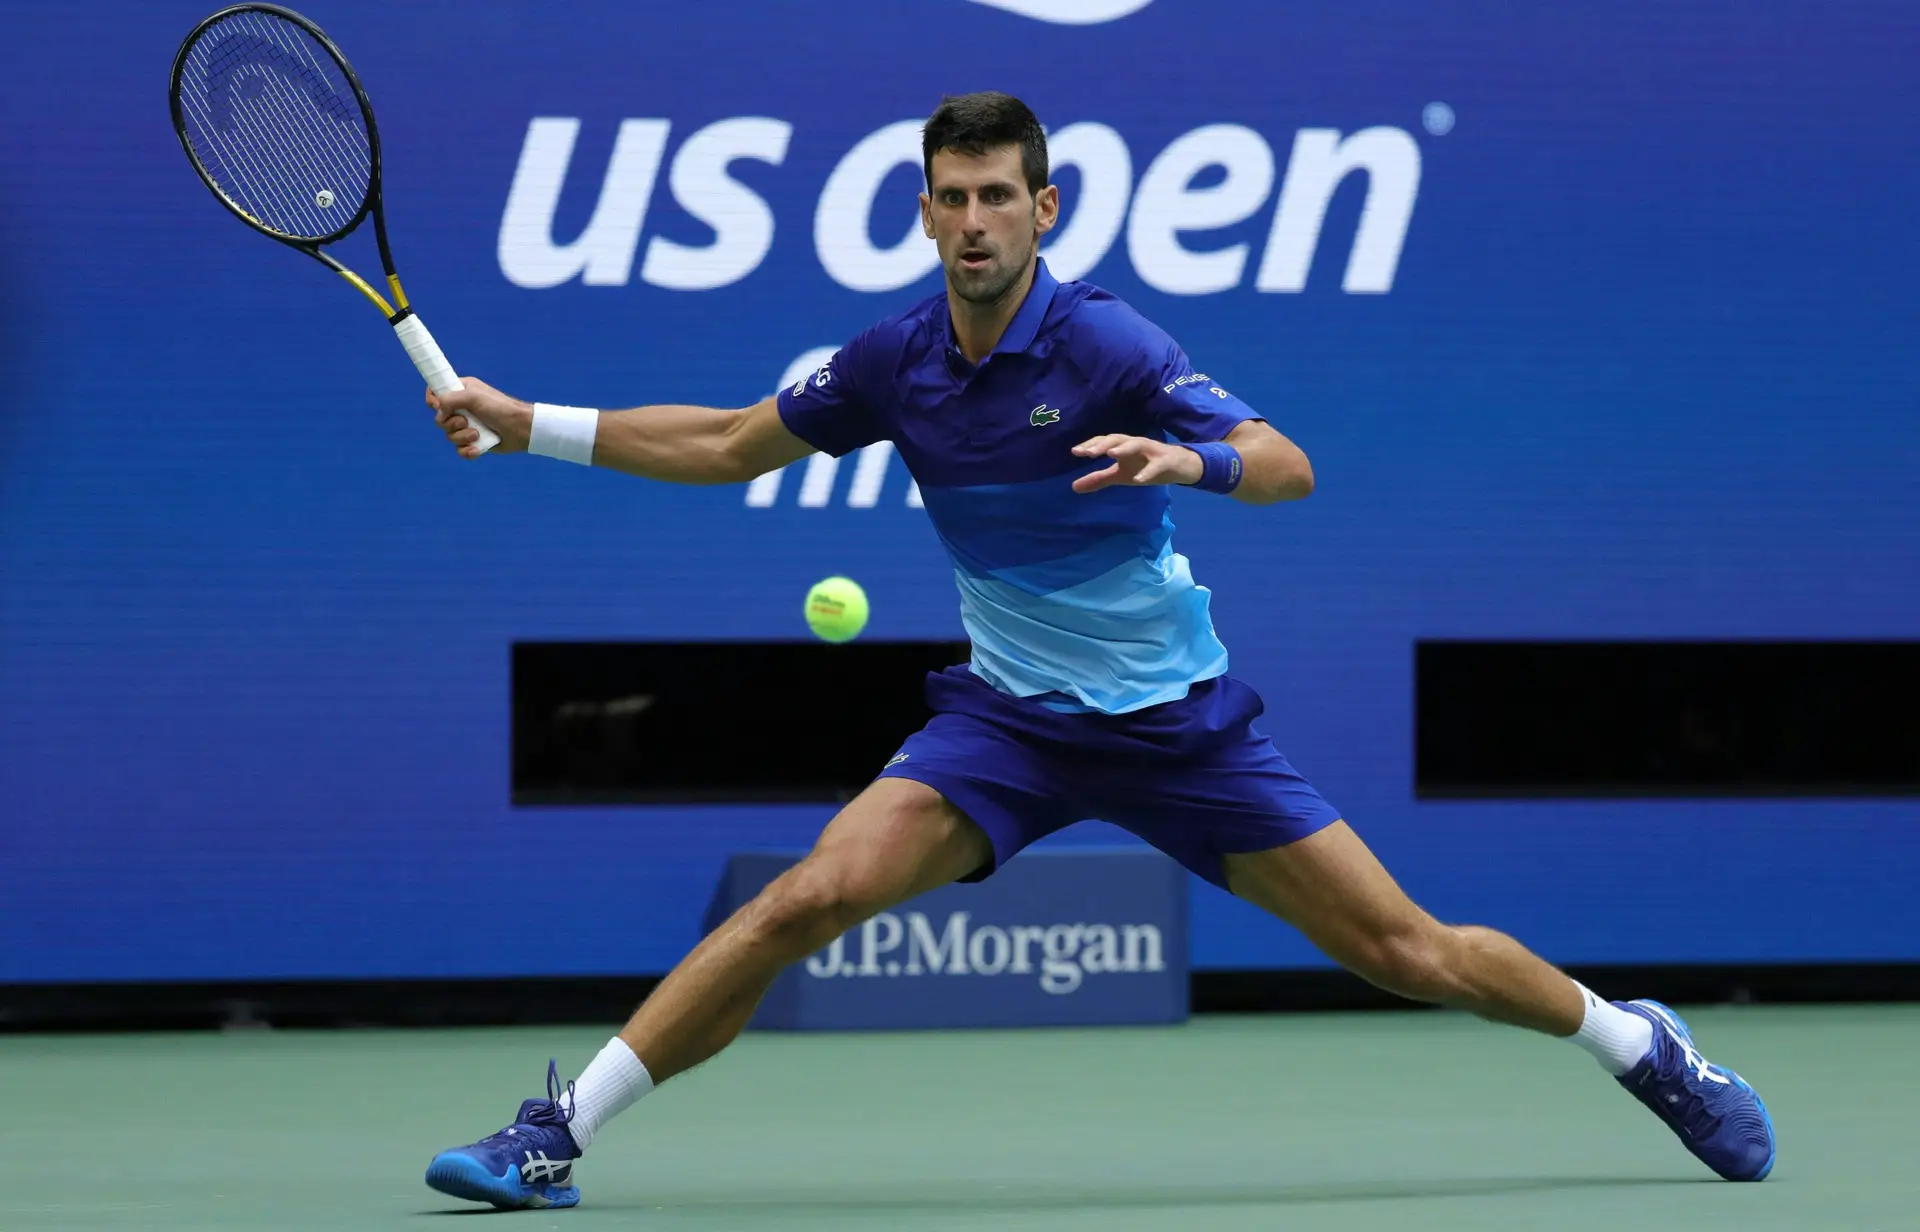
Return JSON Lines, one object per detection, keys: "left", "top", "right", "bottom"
{"left": 1186, "top": 441, "right": 1243, "bottom": 494}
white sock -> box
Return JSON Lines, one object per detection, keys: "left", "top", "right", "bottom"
{"left": 564, "top": 1038, "right": 655, "bottom": 1152}
{"left": 1568, "top": 983, "right": 1654, "bottom": 1075}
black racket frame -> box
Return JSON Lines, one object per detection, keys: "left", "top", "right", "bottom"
{"left": 168, "top": 3, "right": 418, "bottom": 322}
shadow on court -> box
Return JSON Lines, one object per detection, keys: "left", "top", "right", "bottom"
{"left": 417, "top": 1173, "right": 1709, "bottom": 1217}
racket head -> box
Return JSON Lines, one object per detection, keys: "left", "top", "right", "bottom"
{"left": 169, "top": 3, "right": 381, "bottom": 247}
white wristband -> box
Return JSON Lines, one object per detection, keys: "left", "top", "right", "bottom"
{"left": 529, "top": 403, "right": 598, "bottom": 466}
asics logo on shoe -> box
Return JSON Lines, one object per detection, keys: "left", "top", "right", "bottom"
{"left": 1640, "top": 1002, "right": 1731, "bottom": 1086}
{"left": 1678, "top": 1039, "right": 1731, "bottom": 1086}
{"left": 520, "top": 1152, "right": 572, "bottom": 1184}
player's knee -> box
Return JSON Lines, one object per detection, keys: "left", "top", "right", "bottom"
{"left": 746, "top": 859, "right": 877, "bottom": 957}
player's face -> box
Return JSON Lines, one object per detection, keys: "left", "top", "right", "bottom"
{"left": 921, "top": 145, "right": 1059, "bottom": 305}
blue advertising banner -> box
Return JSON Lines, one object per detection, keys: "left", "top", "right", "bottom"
{"left": 706, "top": 851, "right": 1189, "bottom": 1030}
{"left": 1, "top": 0, "right": 1915, "bottom": 981}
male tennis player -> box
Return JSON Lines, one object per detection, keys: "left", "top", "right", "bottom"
{"left": 421, "top": 94, "right": 1775, "bottom": 1210}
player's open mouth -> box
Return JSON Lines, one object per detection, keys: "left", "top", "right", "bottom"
{"left": 959, "top": 250, "right": 992, "bottom": 269}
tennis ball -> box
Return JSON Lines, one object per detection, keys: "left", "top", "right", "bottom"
{"left": 804, "top": 576, "right": 869, "bottom": 643}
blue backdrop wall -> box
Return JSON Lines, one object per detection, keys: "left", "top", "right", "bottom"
{"left": 2, "top": 0, "right": 1916, "bottom": 981}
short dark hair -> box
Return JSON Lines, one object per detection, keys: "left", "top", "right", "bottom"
{"left": 922, "top": 92, "right": 1048, "bottom": 198}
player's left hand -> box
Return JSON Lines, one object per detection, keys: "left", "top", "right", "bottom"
{"left": 1070, "top": 435, "right": 1204, "bottom": 494}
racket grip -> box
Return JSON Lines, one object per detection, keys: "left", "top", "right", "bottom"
{"left": 395, "top": 313, "right": 501, "bottom": 455}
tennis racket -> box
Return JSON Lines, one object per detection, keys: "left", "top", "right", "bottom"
{"left": 169, "top": 3, "right": 499, "bottom": 454}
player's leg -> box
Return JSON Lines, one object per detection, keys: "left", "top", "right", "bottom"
{"left": 1220, "top": 822, "right": 1585, "bottom": 1033}
{"left": 600, "top": 705, "right": 1080, "bottom": 1092}
{"left": 614, "top": 775, "right": 990, "bottom": 1084}
{"left": 425, "top": 776, "right": 990, "bottom": 1209}
{"left": 1093, "top": 673, "right": 1773, "bottom": 1182}
{"left": 1219, "top": 821, "right": 1775, "bottom": 1181}
{"left": 426, "top": 690, "right": 1083, "bottom": 1210}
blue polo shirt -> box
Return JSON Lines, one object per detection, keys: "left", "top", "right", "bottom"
{"left": 776, "top": 259, "right": 1262, "bottom": 715}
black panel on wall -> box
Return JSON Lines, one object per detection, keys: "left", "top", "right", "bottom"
{"left": 514, "top": 640, "right": 971, "bottom": 804}
{"left": 1417, "top": 641, "right": 1920, "bottom": 798}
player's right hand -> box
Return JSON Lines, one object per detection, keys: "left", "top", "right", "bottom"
{"left": 427, "top": 378, "right": 533, "bottom": 459}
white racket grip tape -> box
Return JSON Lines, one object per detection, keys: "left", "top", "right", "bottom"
{"left": 394, "top": 313, "right": 500, "bottom": 455}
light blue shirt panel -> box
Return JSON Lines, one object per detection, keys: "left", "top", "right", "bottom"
{"left": 956, "top": 539, "right": 1230, "bottom": 714}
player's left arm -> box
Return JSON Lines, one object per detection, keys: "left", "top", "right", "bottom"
{"left": 1072, "top": 307, "right": 1313, "bottom": 505}
{"left": 1071, "top": 419, "right": 1313, "bottom": 505}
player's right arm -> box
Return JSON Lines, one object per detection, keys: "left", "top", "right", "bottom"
{"left": 427, "top": 381, "right": 814, "bottom": 484}
{"left": 431, "top": 331, "right": 888, "bottom": 480}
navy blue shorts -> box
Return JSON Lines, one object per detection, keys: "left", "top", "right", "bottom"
{"left": 876, "top": 666, "right": 1341, "bottom": 889}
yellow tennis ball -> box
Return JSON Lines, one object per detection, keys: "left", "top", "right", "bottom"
{"left": 804, "top": 576, "right": 869, "bottom": 643}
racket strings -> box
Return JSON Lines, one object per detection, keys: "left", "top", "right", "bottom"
{"left": 203, "top": 12, "right": 370, "bottom": 220}
{"left": 190, "top": 14, "right": 369, "bottom": 232}
{"left": 177, "top": 10, "right": 373, "bottom": 241}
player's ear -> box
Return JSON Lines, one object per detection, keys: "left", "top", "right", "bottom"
{"left": 1034, "top": 183, "right": 1060, "bottom": 237}
{"left": 920, "top": 191, "right": 935, "bottom": 239}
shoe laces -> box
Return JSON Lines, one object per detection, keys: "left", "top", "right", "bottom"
{"left": 545, "top": 1057, "right": 579, "bottom": 1125}
{"left": 478, "top": 1059, "right": 577, "bottom": 1144}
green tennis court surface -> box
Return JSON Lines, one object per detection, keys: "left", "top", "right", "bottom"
{"left": 6, "top": 1006, "right": 1915, "bottom": 1230}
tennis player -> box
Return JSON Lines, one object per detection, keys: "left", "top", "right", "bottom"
{"left": 421, "top": 93, "right": 1775, "bottom": 1210}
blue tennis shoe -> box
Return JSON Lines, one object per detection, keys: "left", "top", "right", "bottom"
{"left": 1616, "top": 999, "right": 1775, "bottom": 1181}
{"left": 426, "top": 1060, "right": 583, "bottom": 1209}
